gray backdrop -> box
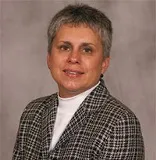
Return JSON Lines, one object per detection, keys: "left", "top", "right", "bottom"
{"left": 0, "top": 0, "right": 155, "bottom": 160}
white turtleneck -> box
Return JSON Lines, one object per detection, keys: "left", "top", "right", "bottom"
{"left": 49, "top": 82, "right": 100, "bottom": 150}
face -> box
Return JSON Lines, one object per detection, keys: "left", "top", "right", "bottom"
{"left": 47, "top": 24, "right": 110, "bottom": 98}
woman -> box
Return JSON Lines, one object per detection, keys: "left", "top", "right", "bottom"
{"left": 13, "top": 4, "right": 144, "bottom": 159}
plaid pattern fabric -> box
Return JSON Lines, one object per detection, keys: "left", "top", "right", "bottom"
{"left": 12, "top": 80, "right": 144, "bottom": 160}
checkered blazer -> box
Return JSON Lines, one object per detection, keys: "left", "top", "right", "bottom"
{"left": 12, "top": 80, "right": 144, "bottom": 160}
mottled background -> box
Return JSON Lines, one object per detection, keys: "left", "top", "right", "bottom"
{"left": 0, "top": 0, "right": 155, "bottom": 160}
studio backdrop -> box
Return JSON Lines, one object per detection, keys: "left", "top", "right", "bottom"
{"left": 0, "top": 0, "right": 155, "bottom": 160}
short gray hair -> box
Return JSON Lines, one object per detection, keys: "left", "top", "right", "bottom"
{"left": 47, "top": 4, "right": 113, "bottom": 58}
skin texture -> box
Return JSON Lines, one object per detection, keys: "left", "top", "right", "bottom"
{"left": 47, "top": 24, "right": 110, "bottom": 98}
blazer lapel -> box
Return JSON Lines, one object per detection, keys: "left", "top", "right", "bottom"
{"left": 41, "top": 94, "right": 58, "bottom": 158}
{"left": 52, "top": 101, "right": 89, "bottom": 151}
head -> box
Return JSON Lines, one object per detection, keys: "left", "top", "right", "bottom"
{"left": 47, "top": 4, "right": 113, "bottom": 98}
{"left": 47, "top": 3, "right": 113, "bottom": 58}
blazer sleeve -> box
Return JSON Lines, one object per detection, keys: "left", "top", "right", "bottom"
{"left": 99, "top": 114, "right": 145, "bottom": 160}
{"left": 12, "top": 101, "right": 36, "bottom": 160}
{"left": 12, "top": 96, "right": 48, "bottom": 160}
{"left": 12, "top": 113, "right": 25, "bottom": 160}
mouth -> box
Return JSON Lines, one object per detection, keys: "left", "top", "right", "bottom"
{"left": 63, "top": 69, "right": 84, "bottom": 77}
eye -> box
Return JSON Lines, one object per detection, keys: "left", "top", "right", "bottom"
{"left": 82, "top": 47, "right": 93, "bottom": 54}
{"left": 58, "top": 45, "right": 70, "bottom": 52}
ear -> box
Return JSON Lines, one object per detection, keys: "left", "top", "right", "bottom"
{"left": 101, "top": 57, "right": 110, "bottom": 74}
{"left": 47, "top": 53, "right": 51, "bottom": 69}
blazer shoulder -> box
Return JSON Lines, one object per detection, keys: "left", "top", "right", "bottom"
{"left": 21, "top": 93, "right": 57, "bottom": 120}
{"left": 91, "top": 81, "right": 140, "bottom": 125}
{"left": 102, "top": 94, "right": 140, "bottom": 125}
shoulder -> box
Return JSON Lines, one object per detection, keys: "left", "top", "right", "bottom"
{"left": 101, "top": 94, "right": 140, "bottom": 127}
{"left": 20, "top": 93, "right": 57, "bottom": 120}
{"left": 90, "top": 80, "right": 140, "bottom": 126}
{"left": 25, "top": 93, "right": 57, "bottom": 110}
{"left": 95, "top": 94, "right": 143, "bottom": 144}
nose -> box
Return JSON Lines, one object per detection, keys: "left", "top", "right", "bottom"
{"left": 67, "top": 50, "right": 81, "bottom": 64}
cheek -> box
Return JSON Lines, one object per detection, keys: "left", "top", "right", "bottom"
{"left": 49, "top": 57, "right": 66, "bottom": 75}
{"left": 85, "top": 59, "right": 103, "bottom": 72}
{"left": 49, "top": 54, "right": 60, "bottom": 67}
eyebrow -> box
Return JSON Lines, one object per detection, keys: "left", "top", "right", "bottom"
{"left": 60, "top": 41, "right": 71, "bottom": 45}
{"left": 60, "top": 41, "right": 95, "bottom": 47}
{"left": 81, "top": 42, "right": 95, "bottom": 47}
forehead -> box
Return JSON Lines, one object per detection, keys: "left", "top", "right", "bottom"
{"left": 54, "top": 23, "right": 102, "bottom": 43}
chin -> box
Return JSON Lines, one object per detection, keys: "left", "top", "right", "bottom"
{"left": 64, "top": 85, "right": 82, "bottom": 92}
{"left": 62, "top": 82, "right": 85, "bottom": 92}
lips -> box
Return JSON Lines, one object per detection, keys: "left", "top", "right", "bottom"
{"left": 63, "top": 69, "right": 84, "bottom": 77}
